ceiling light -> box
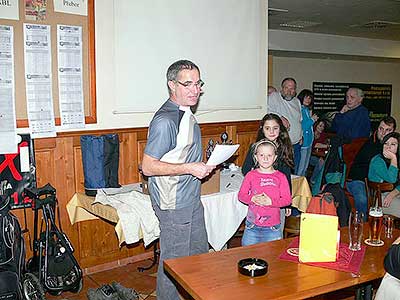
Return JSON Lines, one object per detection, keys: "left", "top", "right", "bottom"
{"left": 268, "top": 7, "right": 289, "bottom": 16}
{"left": 279, "top": 21, "right": 322, "bottom": 29}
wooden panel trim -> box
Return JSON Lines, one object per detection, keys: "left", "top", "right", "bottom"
{"left": 24, "top": 120, "right": 260, "bottom": 270}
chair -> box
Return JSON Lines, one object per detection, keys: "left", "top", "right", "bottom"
{"left": 342, "top": 137, "right": 368, "bottom": 210}
{"left": 364, "top": 178, "right": 394, "bottom": 208}
{"left": 364, "top": 179, "right": 400, "bottom": 228}
{"left": 284, "top": 215, "right": 300, "bottom": 238}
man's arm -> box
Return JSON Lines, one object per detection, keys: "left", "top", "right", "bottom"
{"left": 141, "top": 153, "right": 215, "bottom": 179}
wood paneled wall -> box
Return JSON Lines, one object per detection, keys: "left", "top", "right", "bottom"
{"left": 13, "top": 120, "right": 259, "bottom": 272}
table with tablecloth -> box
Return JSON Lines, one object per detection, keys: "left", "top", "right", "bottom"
{"left": 66, "top": 170, "right": 312, "bottom": 251}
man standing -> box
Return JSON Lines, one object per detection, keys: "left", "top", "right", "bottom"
{"left": 141, "top": 60, "right": 215, "bottom": 300}
{"left": 267, "top": 77, "right": 302, "bottom": 172}
{"left": 331, "top": 87, "right": 371, "bottom": 140}
{"left": 347, "top": 116, "right": 396, "bottom": 218}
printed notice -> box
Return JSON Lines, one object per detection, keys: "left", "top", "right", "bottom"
{"left": 57, "top": 25, "right": 85, "bottom": 129}
{"left": 54, "top": 0, "right": 87, "bottom": 16}
{"left": 24, "top": 23, "right": 56, "bottom": 138}
{"left": 0, "top": 0, "right": 19, "bottom": 20}
{"left": 0, "top": 25, "right": 18, "bottom": 154}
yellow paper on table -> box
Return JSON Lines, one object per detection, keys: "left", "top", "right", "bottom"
{"left": 299, "top": 213, "right": 339, "bottom": 263}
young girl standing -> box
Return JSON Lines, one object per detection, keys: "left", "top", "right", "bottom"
{"left": 239, "top": 140, "right": 292, "bottom": 245}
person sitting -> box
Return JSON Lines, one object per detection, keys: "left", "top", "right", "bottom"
{"left": 308, "top": 119, "right": 329, "bottom": 185}
{"left": 331, "top": 87, "right": 371, "bottom": 140}
{"left": 297, "top": 89, "right": 318, "bottom": 176}
{"left": 347, "top": 116, "right": 396, "bottom": 218}
{"left": 368, "top": 132, "right": 400, "bottom": 218}
{"left": 375, "top": 236, "right": 400, "bottom": 300}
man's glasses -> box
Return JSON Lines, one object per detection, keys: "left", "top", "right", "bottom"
{"left": 176, "top": 80, "right": 204, "bottom": 89}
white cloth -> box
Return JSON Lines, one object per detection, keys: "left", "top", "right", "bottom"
{"left": 375, "top": 273, "right": 400, "bottom": 300}
{"left": 202, "top": 190, "right": 247, "bottom": 251}
{"left": 201, "top": 169, "right": 247, "bottom": 250}
{"left": 267, "top": 91, "right": 302, "bottom": 144}
{"left": 91, "top": 170, "right": 248, "bottom": 250}
{"left": 95, "top": 190, "right": 160, "bottom": 247}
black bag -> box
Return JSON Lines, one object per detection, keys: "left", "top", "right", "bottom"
{"left": 87, "top": 282, "right": 139, "bottom": 300}
{"left": 0, "top": 194, "right": 24, "bottom": 300}
{"left": 80, "top": 134, "right": 120, "bottom": 196}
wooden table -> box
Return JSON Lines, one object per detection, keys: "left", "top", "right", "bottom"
{"left": 164, "top": 228, "right": 398, "bottom": 300}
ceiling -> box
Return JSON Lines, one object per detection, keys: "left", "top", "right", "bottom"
{"left": 268, "top": 0, "right": 400, "bottom": 41}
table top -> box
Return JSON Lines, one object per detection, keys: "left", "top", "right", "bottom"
{"left": 164, "top": 228, "right": 399, "bottom": 300}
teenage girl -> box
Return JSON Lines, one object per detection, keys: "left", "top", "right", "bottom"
{"left": 368, "top": 132, "right": 400, "bottom": 217}
{"left": 238, "top": 139, "right": 292, "bottom": 245}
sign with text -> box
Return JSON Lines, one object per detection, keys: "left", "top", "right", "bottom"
{"left": 313, "top": 82, "right": 392, "bottom": 130}
{"left": 0, "top": 134, "right": 36, "bottom": 209}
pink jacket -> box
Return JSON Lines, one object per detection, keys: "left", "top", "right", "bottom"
{"left": 238, "top": 169, "right": 292, "bottom": 227}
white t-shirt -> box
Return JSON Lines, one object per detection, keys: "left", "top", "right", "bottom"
{"left": 267, "top": 92, "right": 302, "bottom": 144}
{"left": 375, "top": 273, "right": 400, "bottom": 300}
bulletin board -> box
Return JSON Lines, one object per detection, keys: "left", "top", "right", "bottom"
{"left": 0, "top": 0, "right": 96, "bottom": 128}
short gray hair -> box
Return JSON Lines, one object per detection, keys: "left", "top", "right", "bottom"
{"left": 166, "top": 60, "right": 200, "bottom": 95}
{"left": 348, "top": 87, "right": 364, "bottom": 98}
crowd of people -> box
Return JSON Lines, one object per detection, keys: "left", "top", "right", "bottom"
{"left": 142, "top": 61, "right": 399, "bottom": 299}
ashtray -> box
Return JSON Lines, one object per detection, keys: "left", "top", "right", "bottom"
{"left": 238, "top": 258, "right": 268, "bottom": 277}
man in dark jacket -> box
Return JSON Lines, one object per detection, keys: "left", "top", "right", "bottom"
{"left": 346, "top": 116, "right": 396, "bottom": 218}
{"left": 331, "top": 87, "right": 371, "bottom": 140}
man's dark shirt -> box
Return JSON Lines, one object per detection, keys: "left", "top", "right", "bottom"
{"left": 347, "top": 132, "right": 382, "bottom": 181}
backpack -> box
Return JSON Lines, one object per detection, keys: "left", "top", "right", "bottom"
{"left": 322, "top": 183, "right": 351, "bottom": 227}
{"left": 0, "top": 194, "right": 24, "bottom": 300}
{"left": 80, "top": 134, "right": 120, "bottom": 196}
{"left": 312, "top": 135, "right": 348, "bottom": 196}
{"left": 306, "top": 192, "right": 337, "bottom": 217}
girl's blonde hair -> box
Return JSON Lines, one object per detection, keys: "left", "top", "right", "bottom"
{"left": 252, "top": 139, "right": 278, "bottom": 168}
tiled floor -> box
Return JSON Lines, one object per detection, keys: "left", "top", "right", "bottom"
{"left": 46, "top": 260, "right": 158, "bottom": 300}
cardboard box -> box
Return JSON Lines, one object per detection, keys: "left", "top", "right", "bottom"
{"left": 140, "top": 169, "right": 220, "bottom": 196}
{"left": 201, "top": 169, "right": 220, "bottom": 195}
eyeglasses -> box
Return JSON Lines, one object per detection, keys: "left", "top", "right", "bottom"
{"left": 176, "top": 80, "right": 204, "bottom": 89}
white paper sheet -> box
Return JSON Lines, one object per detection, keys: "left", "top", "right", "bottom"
{"left": 0, "top": 25, "right": 18, "bottom": 154}
{"left": 0, "top": 0, "right": 19, "bottom": 20}
{"left": 57, "top": 25, "right": 85, "bottom": 129}
{"left": 24, "top": 23, "right": 56, "bottom": 138}
{"left": 206, "top": 144, "right": 240, "bottom": 166}
{"left": 53, "top": 0, "right": 87, "bottom": 16}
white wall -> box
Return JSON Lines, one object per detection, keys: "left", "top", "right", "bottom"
{"left": 272, "top": 56, "right": 400, "bottom": 120}
{"left": 85, "top": 0, "right": 267, "bottom": 131}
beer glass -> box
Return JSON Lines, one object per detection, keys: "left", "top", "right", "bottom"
{"left": 367, "top": 206, "right": 384, "bottom": 245}
{"left": 348, "top": 211, "right": 363, "bottom": 251}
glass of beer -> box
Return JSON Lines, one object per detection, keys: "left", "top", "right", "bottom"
{"left": 368, "top": 206, "right": 384, "bottom": 245}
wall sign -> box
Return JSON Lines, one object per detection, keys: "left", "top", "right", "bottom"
{"left": 313, "top": 82, "right": 392, "bottom": 130}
